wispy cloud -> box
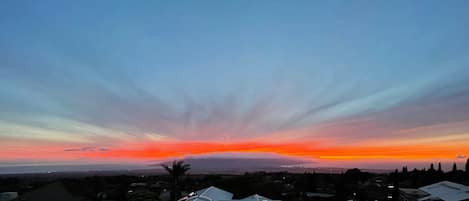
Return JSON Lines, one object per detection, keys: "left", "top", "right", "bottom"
{"left": 2, "top": 0, "right": 469, "bottom": 166}
{"left": 64, "top": 146, "right": 109, "bottom": 152}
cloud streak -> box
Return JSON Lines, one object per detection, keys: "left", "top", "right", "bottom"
{"left": 1, "top": 0, "right": 469, "bottom": 167}
{"left": 64, "top": 147, "right": 109, "bottom": 152}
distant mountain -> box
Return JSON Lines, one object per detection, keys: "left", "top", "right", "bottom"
{"left": 154, "top": 157, "right": 314, "bottom": 173}
{"left": 153, "top": 157, "right": 392, "bottom": 174}
{"left": 0, "top": 156, "right": 392, "bottom": 175}
{"left": 0, "top": 164, "right": 146, "bottom": 175}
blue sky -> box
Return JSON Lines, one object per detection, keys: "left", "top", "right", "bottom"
{"left": 1, "top": 1, "right": 469, "bottom": 168}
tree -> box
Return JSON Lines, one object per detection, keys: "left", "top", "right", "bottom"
{"left": 453, "top": 163, "right": 458, "bottom": 172}
{"left": 162, "top": 160, "right": 191, "bottom": 201}
{"left": 429, "top": 163, "right": 435, "bottom": 171}
{"left": 344, "top": 168, "right": 364, "bottom": 184}
{"left": 466, "top": 159, "right": 469, "bottom": 173}
{"left": 402, "top": 166, "right": 408, "bottom": 174}
{"left": 437, "top": 163, "right": 442, "bottom": 173}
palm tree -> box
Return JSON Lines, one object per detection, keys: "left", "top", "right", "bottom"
{"left": 162, "top": 160, "right": 191, "bottom": 201}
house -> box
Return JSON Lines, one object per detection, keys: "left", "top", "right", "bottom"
{"left": 182, "top": 186, "right": 233, "bottom": 201}
{"left": 400, "top": 181, "right": 469, "bottom": 201}
{"left": 234, "top": 194, "right": 280, "bottom": 201}
{"left": 399, "top": 188, "right": 429, "bottom": 201}
{"left": 418, "top": 181, "right": 469, "bottom": 201}
{"left": 178, "top": 186, "right": 280, "bottom": 201}
{"left": 0, "top": 192, "right": 18, "bottom": 201}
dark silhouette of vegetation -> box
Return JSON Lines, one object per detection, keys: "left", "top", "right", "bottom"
{"left": 396, "top": 161, "right": 469, "bottom": 188}
{"left": 344, "top": 168, "right": 371, "bottom": 183}
{"left": 391, "top": 170, "right": 400, "bottom": 201}
{"left": 4, "top": 160, "right": 469, "bottom": 201}
{"left": 334, "top": 174, "right": 347, "bottom": 201}
{"left": 429, "top": 163, "right": 435, "bottom": 172}
{"left": 162, "top": 160, "right": 191, "bottom": 201}
{"left": 466, "top": 158, "right": 469, "bottom": 173}
{"left": 402, "top": 166, "right": 408, "bottom": 175}
{"left": 295, "top": 172, "right": 317, "bottom": 193}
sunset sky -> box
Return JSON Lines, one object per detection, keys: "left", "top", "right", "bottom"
{"left": 1, "top": 1, "right": 469, "bottom": 171}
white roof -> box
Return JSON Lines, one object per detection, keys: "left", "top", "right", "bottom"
{"left": 234, "top": 194, "right": 280, "bottom": 201}
{"left": 418, "top": 181, "right": 469, "bottom": 201}
{"left": 188, "top": 186, "right": 233, "bottom": 201}
{"left": 184, "top": 187, "right": 280, "bottom": 201}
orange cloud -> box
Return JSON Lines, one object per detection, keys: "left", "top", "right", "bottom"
{"left": 73, "top": 140, "right": 468, "bottom": 161}
{"left": 2, "top": 138, "right": 467, "bottom": 163}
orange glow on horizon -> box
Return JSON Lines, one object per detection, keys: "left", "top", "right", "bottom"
{"left": 75, "top": 140, "right": 468, "bottom": 161}
{"left": 1, "top": 139, "right": 467, "bottom": 162}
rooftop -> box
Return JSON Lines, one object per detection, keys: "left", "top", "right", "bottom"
{"left": 186, "top": 186, "right": 233, "bottom": 201}
{"left": 234, "top": 194, "right": 280, "bottom": 201}
{"left": 418, "top": 181, "right": 469, "bottom": 201}
{"left": 180, "top": 186, "right": 279, "bottom": 201}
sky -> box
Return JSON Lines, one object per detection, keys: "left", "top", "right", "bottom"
{"left": 1, "top": 1, "right": 469, "bottom": 171}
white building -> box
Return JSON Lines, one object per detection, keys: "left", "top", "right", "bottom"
{"left": 418, "top": 181, "right": 469, "bottom": 201}
{"left": 179, "top": 186, "right": 280, "bottom": 201}
{"left": 401, "top": 181, "right": 469, "bottom": 201}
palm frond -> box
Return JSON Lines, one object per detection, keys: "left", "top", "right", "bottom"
{"left": 162, "top": 164, "right": 174, "bottom": 175}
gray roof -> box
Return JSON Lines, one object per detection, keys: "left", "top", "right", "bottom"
{"left": 183, "top": 186, "right": 280, "bottom": 201}
{"left": 418, "top": 181, "right": 469, "bottom": 201}
{"left": 234, "top": 194, "right": 280, "bottom": 201}
{"left": 187, "top": 186, "right": 233, "bottom": 201}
